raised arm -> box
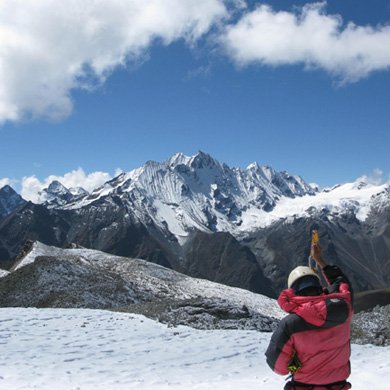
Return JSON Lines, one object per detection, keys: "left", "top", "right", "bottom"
{"left": 311, "top": 243, "right": 354, "bottom": 302}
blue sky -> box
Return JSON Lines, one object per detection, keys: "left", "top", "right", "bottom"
{"left": 0, "top": 0, "right": 389, "bottom": 199}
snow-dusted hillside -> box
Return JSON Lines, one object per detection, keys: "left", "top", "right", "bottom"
{"left": 3, "top": 242, "right": 284, "bottom": 323}
{"left": 0, "top": 308, "right": 388, "bottom": 390}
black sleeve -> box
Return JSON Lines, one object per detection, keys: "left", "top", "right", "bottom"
{"left": 323, "top": 265, "right": 354, "bottom": 306}
{"left": 265, "top": 316, "right": 293, "bottom": 375}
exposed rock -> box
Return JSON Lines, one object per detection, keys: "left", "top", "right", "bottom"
{"left": 122, "top": 297, "right": 278, "bottom": 332}
{"left": 352, "top": 305, "right": 390, "bottom": 346}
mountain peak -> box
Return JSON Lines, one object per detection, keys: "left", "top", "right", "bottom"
{"left": 246, "top": 162, "right": 260, "bottom": 171}
{"left": 189, "top": 151, "right": 219, "bottom": 169}
{"left": 0, "top": 184, "right": 16, "bottom": 195}
{"left": 47, "top": 180, "right": 69, "bottom": 195}
{"left": 167, "top": 152, "right": 191, "bottom": 167}
{"left": 0, "top": 185, "right": 26, "bottom": 218}
{"left": 42, "top": 181, "right": 88, "bottom": 208}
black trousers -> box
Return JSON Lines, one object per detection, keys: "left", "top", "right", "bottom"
{"left": 284, "top": 380, "right": 351, "bottom": 390}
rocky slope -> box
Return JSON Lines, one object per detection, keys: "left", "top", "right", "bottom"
{"left": 0, "top": 242, "right": 282, "bottom": 331}
{"left": 244, "top": 207, "right": 390, "bottom": 292}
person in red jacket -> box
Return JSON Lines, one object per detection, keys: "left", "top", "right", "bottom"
{"left": 265, "top": 243, "right": 353, "bottom": 390}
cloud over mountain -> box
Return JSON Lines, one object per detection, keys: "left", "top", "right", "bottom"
{"left": 357, "top": 169, "right": 390, "bottom": 186}
{"left": 0, "top": 178, "right": 11, "bottom": 189}
{"left": 20, "top": 168, "right": 120, "bottom": 203}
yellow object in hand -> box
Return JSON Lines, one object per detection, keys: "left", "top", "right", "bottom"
{"left": 311, "top": 230, "right": 319, "bottom": 246}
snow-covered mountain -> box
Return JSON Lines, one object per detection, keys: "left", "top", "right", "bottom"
{"left": 1, "top": 152, "right": 389, "bottom": 296}
{"left": 54, "top": 151, "right": 317, "bottom": 237}
{"left": 0, "top": 185, "right": 26, "bottom": 218}
{"left": 41, "top": 151, "right": 389, "bottom": 241}
{"left": 40, "top": 180, "right": 88, "bottom": 207}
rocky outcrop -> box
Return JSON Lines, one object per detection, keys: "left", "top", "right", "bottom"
{"left": 352, "top": 305, "right": 390, "bottom": 346}
{"left": 125, "top": 297, "right": 278, "bottom": 331}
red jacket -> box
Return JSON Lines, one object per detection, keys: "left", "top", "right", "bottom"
{"left": 265, "top": 265, "right": 353, "bottom": 386}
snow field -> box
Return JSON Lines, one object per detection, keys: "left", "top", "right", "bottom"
{"left": 0, "top": 308, "right": 389, "bottom": 390}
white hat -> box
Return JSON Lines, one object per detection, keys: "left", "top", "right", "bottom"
{"left": 288, "top": 266, "right": 320, "bottom": 289}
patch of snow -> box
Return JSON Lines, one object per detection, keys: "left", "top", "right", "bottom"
{"left": 0, "top": 308, "right": 388, "bottom": 390}
{"left": 237, "top": 181, "right": 388, "bottom": 231}
{"left": 13, "top": 242, "right": 67, "bottom": 271}
{"left": 0, "top": 269, "right": 10, "bottom": 277}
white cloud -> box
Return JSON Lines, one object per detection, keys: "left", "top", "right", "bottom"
{"left": 221, "top": 2, "right": 390, "bottom": 82}
{"left": 357, "top": 168, "right": 389, "bottom": 186}
{"left": 2, "top": 1, "right": 390, "bottom": 124}
{"left": 20, "top": 176, "right": 43, "bottom": 203}
{"left": 0, "top": 178, "right": 11, "bottom": 189}
{"left": 20, "top": 168, "right": 118, "bottom": 203}
{"left": 0, "top": 0, "right": 227, "bottom": 123}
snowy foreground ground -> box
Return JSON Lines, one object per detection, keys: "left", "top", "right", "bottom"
{"left": 1, "top": 309, "right": 389, "bottom": 390}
